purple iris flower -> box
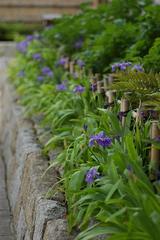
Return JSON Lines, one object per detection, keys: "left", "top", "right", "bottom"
{"left": 41, "top": 67, "right": 53, "bottom": 77}
{"left": 72, "top": 72, "right": 79, "bottom": 79}
{"left": 58, "top": 57, "right": 67, "bottom": 66}
{"left": 32, "top": 53, "right": 42, "bottom": 61}
{"left": 73, "top": 85, "right": 85, "bottom": 93}
{"left": 111, "top": 63, "right": 118, "bottom": 72}
{"left": 47, "top": 71, "right": 53, "bottom": 77}
{"left": 16, "top": 40, "right": 28, "bottom": 53}
{"left": 89, "top": 131, "right": 112, "bottom": 148}
{"left": 77, "top": 59, "right": 85, "bottom": 68}
{"left": 118, "top": 111, "right": 128, "bottom": 121}
{"left": 85, "top": 167, "right": 100, "bottom": 184}
{"left": 132, "top": 64, "right": 144, "bottom": 72}
{"left": 37, "top": 76, "right": 44, "bottom": 82}
{"left": 90, "top": 83, "right": 97, "bottom": 92}
{"left": 155, "top": 136, "right": 160, "bottom": 142}
{"left": 26, "top": 35, "right": 35, "bottom": 41}
{"left": 18, "top": 70, "right": 25, "bottom": 77}
{"left": 111, "top": 62, "right": 131, "bottom": 72}
{"left": 75, "top": 38, "right": 83, "bottom": 49}
{"left": 119, "top": 63, "right": 127, "bottom": 71}
{"left": 125, "top": 62, "right": 131, "bottom": 66}
{"left": 56, "top": 83, "right": 67, "bottom": 91}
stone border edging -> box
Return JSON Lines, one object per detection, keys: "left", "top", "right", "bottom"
{"left": 0, "top": 60, "right": 71, "bottom": 240}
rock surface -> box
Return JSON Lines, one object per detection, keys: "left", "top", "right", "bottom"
{"left": 0, "top": 156, "right": 15, "bottom": 240}
{"left": 0, "top": 50, "right": 71, "bottom": 239}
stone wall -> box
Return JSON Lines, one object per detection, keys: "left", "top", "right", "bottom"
{"left": 0, "top": 57, "right": 71, "bottom": 240}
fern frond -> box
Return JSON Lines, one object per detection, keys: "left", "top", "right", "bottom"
{"left": 110, "top": 71, "right": 160, "bottom": 107}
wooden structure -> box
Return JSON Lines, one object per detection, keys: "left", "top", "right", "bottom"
{"left": 0, "top": 0, "right": 86, "bottom": 22}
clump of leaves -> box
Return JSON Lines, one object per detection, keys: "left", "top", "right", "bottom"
{"left": 80, "top": 22, "right": 137, "bottom": 73}
{"left": 106, "top": 0, "right": 152, "bottom": 22}
{"left": 143, "top": 38, "right": 160, "bottom": 73}
{"left": 126, "top": 5, "right": 160, "bottom": 61}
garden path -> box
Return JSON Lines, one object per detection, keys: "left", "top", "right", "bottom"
{"left": 0, "top": 55, "right": 15, "bottom": 240}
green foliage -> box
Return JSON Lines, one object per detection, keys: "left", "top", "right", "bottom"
{"left": 143, "top": 38, "right": 160, "bottom": 73}
{"left": 8, "top": 0, "right": 160, "bottom": 239}
{"left": 110, "top": 71, "right": 160, "bottom": 107}
{"left": 0, "top": 23, "right": 41, "bottom": 41}
{"left": 84, "top": 22, "right": 137, "bottom": 73}
{"left": 126, "top": 5, "right": 160, "bottom": 61}
{"left": 106, "top": 0, "right": 152, "bottom": 22}
{"left": 43, "top": 7, "right": 108, "bottom": 56}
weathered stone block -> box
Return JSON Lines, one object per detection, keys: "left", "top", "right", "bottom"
{"left": 16, "top": 208, "right": 27, "bottom": 240}
{"left": 43, "top": 219, "right": 70, "bottom": 240}
{"left": 33, "top": 199, "right": 66, "bottom": 240}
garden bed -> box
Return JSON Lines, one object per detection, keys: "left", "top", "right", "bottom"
{"left": 6, "top": 0, "right": 160, "bottom": 239}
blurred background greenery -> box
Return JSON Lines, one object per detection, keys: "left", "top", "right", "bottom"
{"left": 0, "top": 23, "right": 42, "bottom": 41}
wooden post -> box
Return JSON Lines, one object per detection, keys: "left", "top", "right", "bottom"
{"left": 150, "top": 121, "right": 160, "bottom": 180}
{"left": 92, "top": 0, "right": 107, "bottom": 8}
{"left": 89, "top": 70, "right": 94, "bottom": 80}
{"left": 103, "top": 74, "right": 114, "bottom": 91}
{"left": 120, "top": 98, "right": 129, "bottom": 126}
{"left": 103, "top": 75, "right": 108, "bottom": 92}
{"left": 64, "top": 58, "right": 69, "bottom": 71}
{"left": 136, "top": 108, "right": 143, "bottom": 124}
{"left": 69, "top": 61, "right": 75, "bottom": 75}
{"left": 92, "top": 0, "right": 101, "bottom": 8}
{"left": 108, "top": 74, "right": 114, "bottom": 85}
{"left": 106, "top": 90, "right": 116, "bottom": 107}
{"left": 95, "top": 73, "right": 100, "bottom": 81}
{"left": 97, "top": 80, "right": 104, "bottom": 94}
{"left": 104, "top": 73, "right": 115, "bottom": 108}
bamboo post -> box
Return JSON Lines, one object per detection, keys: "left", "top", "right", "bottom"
{"left": 92, "top": 0, "right": 101, "bottom": 8}
{"left": 95, "top": 73, "right": 100, "bottom": 81}
{"left": 64, "top": 58, "right": 69, "bottom": 71}
{"left": 150, "top": 121, "right": 160, "bottom": 181}
{"left": 136, "top": 108, "right": 143, "bottom": 124}
{"left": 97, "top": 80, "right": 104, "bottom": 94}
{"left": 104, "top": 73, "right": 115, "bottom": 108}
{"left": 89, "top": 69, "right": 94, "bottom": 80}
{"left": 108, "top": 74, "right": 114, "bottom": 85}
{"left": 69, "top": 61, "right": 75, "bottom": 75}
{"left": 90, "top": 73, "right": 97, "bottom": 93}
{"left": 92, "top": 0, "right": 107, "bottom": 8}
{"left": 91, "top": 76, "right": 97, "bottom": 85}
{"left": 103, "top": 74, "right": 113, "bottom": 91}
{"left": 103, "top": 75, "right": 108, "bottom": 92}
{"left": 105, "top": 90, "right": 116, "bottom": 108}
{"left": 120, "top": 98, "right": 129, "bottom": 126}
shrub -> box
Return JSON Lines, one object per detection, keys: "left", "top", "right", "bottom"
{"left": 143, "top": 38, "right": 160, "bottom": 72}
